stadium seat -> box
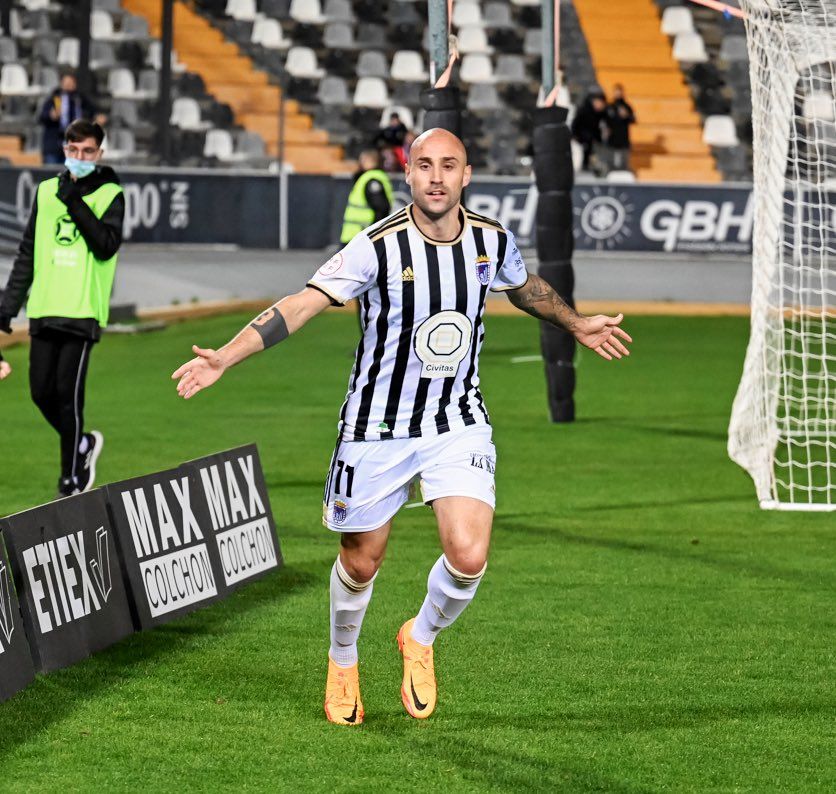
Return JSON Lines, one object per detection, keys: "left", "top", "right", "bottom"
{"left": 0, "top": 37, "right": 18, "bottom": 63}
{"left": 673, "top": 32, "right": 708, "bottom": 63}
{"left": 484, "top": 3, "right": 514, "bottom": 30}
{"left": 356, "top": 23, "right": 386, "bottom": 49}
{"left": 137, "top": 69, "right": 160, "bottom": 98}
{"left": 494, "top": 54, "right": 527, "bottom": 84}
{"left": 103, "top": 128, "right": 136, "bottom": 160}
{"left": 703, "top": 114, "right": 739, "bottom": 147}
{"left": 121, "top": 14, "right": 151, "bottom": 39}
{"left": 523, "top": 29, "right": 542, "bottom": 57}
{"left": 661, "top": 6, "right": 694, "bottom": 35}
{"left": 285, "top": 46, "right": 325, "bottom": 77}
{"left": 171, "top": 96, "right": 213, "bottom": 131}
{"left": 90, "top": 10, "right": 120, "bottom": 40}
{"left": 457, "top": 26, "right": 492, "bottom": 54}
{"left": 323, "top": 22, "right": 356, "bottom": 50}
{"left": 356, "top": 50, "right": 389, "bottom": 79}
{"left": 323, "top": 0, "right": 354, "bottom": 23}
{"left": 353, "top": 76, "right": 389, "bottom": 108}
{"left": 453, "top": 3, "right": 484, "bottom": 28}
{"left": 460, "top": 54, "right": 496, "bottom": 84}
{"left": 93, "top": 0, "right": 122, "bottom": 12}
{"left": 803, "top": 92, "right": 835, "bottom": 121}
{"left": 146, "top": 41, "right": 186, "bottom": 71}
{"left": 379, "top": 104, "right": 415, "bottom": 130}
{"left": 90, "top": 41, "right": 117, "bottom": 70}
{"left": 719, "top": 35, "right": 748, "bottom": 64}
{"left": 203, "top": 128, "right": 240, "bottom": 161}
{"left": 467, "top": 84, "right": 502, "bottom": 112}
{"left": 57, "top": 37, "right": 80, "bottom": 67}
{"left": 390, "top": 51, "right": 427, "bottom": 82}
{"left": 254, "top": 17, "right": 292, "bottom": 48}
{"left": 317, "top": 75, "right": 349, "bottom": 105}
{"left": 226, "top": 0, "right": 259, "bottom": 21}
{"left": 0, "top": 63, "right": 40, "bottom": 96}
{"left": 289, "top": 0, "right": 326, "bottom": 24}
{"left": 607, "top": 170, "right": 637, "bottom": 183}
{"left": 107, "top": 67, "right": 144, "bottom": 99}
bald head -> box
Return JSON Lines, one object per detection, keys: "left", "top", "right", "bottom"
{"left": 408, "top": 128, "right": 467, "bottom": 166}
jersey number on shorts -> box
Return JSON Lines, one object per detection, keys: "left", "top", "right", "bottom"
{"left": 333, "top": 460, "right": 355, "bottom": 497}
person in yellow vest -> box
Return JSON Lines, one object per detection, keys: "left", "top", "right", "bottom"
{"left": 340, "top": 149, "right": 394, "bottom": 244}
{"left": 0, "top": 120, "right": 124, "bottom": 497}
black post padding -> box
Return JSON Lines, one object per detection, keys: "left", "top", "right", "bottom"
{"left": 420, "top": 87, "right": 462, "bottom": 137}
{"left": 533, "top": 105, "right": 576, "bottom": 423}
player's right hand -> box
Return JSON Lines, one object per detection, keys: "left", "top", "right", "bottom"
{"left": 171, "top": 345, "right": 225, "bottom": 399}
{"left": 0, "top": 360, "right": 11, "bottom": 380}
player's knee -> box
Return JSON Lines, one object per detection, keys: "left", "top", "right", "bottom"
{"left": 339, "top": 547, "right": 384, "bottom": 584}
{"left": 444, "top": 547, "right": 487, "bottom": 578}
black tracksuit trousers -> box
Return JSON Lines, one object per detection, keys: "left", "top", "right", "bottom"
{"left": 28, "top": 329, "right": 93, "bottom": 482}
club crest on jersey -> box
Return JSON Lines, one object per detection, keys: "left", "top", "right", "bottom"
{"left": 332, "top": 500, "right": 348, "bottom": 525}
{"left": 474, "top": 254, "right": 491, "bottom": 286}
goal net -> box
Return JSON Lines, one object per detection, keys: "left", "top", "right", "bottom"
{"left": 728, "top": 0, "right": 836, "bottom": 510}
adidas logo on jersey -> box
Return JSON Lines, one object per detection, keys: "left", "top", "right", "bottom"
{"left": 401, "top": 266, "right": 415, "bottom": 282}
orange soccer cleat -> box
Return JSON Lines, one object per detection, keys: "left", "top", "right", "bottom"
{"left": 324, "top": 656, "right": 364, "bottom": 726}
{"left": 397, "top": 618, "right": 437, "bottom": 719}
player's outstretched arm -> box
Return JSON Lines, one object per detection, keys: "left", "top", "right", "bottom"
{"left": 507, "top": 274, "right": 633, "bottom": 361}
{"left": 171, "top": 286, "right": 331, "bottom": 399}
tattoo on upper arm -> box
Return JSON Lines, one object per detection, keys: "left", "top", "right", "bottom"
{"left": 250, "top": 306, "right": 289, "bottom": 349}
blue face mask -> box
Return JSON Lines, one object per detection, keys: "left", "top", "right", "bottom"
{"left": 64, "top": 157, "right": 96, "bottom": 179}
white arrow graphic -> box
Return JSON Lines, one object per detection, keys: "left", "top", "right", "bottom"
{"left": 89, "top": 527, "right": 112, "bottom": 603}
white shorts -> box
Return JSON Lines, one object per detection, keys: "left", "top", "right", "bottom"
{"left": 322, "top": 425, "right": 496, "bottom": 532}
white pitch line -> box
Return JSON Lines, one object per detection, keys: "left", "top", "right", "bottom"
{"left": 510, "top": 355, "right": 543, "bottom": 364}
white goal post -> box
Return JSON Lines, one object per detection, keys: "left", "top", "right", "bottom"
{"left": 728, "top": 0, "right": 836, "bottom": 510}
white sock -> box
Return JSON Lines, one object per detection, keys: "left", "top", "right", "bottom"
{"left": 411, "top": 555, "right": 486, "bottom": 646}
{"left": 78, "top": 434, "right": 90, "bottom": 455}
{"left": 329, "top": 556, "right": 375, "bottom": 667}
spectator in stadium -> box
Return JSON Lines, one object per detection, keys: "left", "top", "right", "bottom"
{"left": 375, "top": 112, "right": 408, "bottom": 149}
{"left": 38, "top": 71, "right": 103, "bottom": 165}
{"left": 604, "top": 84, "right": 637, "bottom": 172}
{"left": 340, "top": 149, "right": 394, "bottom": 244}
{"left": 0, "top": 120, "right": 124, "bottom": 497}
{"left": 571, "top": 88, "right": 607, "bottom": 173}
{"left": 172, "top": 128, "right": 632, "bottom": 726}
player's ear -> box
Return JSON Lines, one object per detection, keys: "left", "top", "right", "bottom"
{"left": 462, "top": 164, "right": 472, "bottom": 188}
{"left": 404, "top": 162, "right": 412, "bottom": 186}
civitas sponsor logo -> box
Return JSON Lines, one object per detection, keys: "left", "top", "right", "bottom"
{"left": 0, "top": 561, "right": 15, "bottom": 652}
{"left": 199, "top": 455, "right": 277, "bottom": 586}
{"left": 574, "top": 187, "right": 635, "bottom": 250}
{"left": 21, "top": 528, "right": 113, "bottom": 634}
{"left": 121, "top": 476, "right": 217, "bottom": 618}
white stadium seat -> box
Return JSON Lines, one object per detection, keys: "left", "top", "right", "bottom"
{"left": 253, "top": 18, "right": 291, "bottom": 49}
{"left": 457, "top": 26, "right": 492, "bottom": 54}
{"left": 225, "top": 0, "right": 259, "bottom": 21}
{"left": 289, "top": 0, "right": 326, "bottom": 24}
{"left": 661, "top": 6, "right": 694, "bottom": 36}
{"left": 459, "top": 54, "right": 496, "bottom": 84}
{"left": 0, "top": 63, "right": 40, "bottom": 96}
{"left": 170, "top": 97, "right": 212, "bottom": 131}
{"left": 57, "top": 36, "right": 80, "bottom": 67}
{"left": 703, "top": 115, "right": 739, "bottom": 147}
{"left": 285, "top": 46, "right": 325, "bottom": 78}
{"left": 379, "top": 105, "right": 415, "bottom": 130}
{"left": 453, "top": 3, "right": 484, "bottom": 28}
{"left": 803, "top": 92, "right": 836, "bottom": 121}
{"left": 390, "top": 51, "right": 427, "bottom": 82}
{"left": 353, "top": 76, "right": 389, "bottom": 108}
{"left": 673, "top": 31, "right": 708, "bottom": 63}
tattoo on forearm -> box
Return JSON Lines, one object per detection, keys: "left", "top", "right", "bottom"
{"left": 509, "top": 274, "right": 581, "bottom": 331}
{"left": 250, "top": 306, "right": 289, "bottom": 349}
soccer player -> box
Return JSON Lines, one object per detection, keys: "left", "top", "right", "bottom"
{"left": 172, "top": 128, "right": 632, "bottom": 724}
{"left": 0, "top": 119, "right": 124, "bottom": 496}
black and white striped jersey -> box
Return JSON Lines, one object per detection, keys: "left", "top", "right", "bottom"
{"left": 307, "top": 203, "right": 529, "bottom": 442}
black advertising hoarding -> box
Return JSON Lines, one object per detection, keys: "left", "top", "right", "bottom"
{"left": 0, "top": 532, "right": 35, "bottom": 701}
{"left": 105, "top": 467, "right": 223, "bottom": 629}
{"left": 182, "top": 445, "right": 282, "bottom": 591}
{"left": 0, "top": 490, "right": 134, "bottom": 673}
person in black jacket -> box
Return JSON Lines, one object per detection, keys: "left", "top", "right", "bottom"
{"left": 38, "top": 71, "right": 101, "bottom": 164}
{"left": 604, "top": 84, "right": 637, "bottom": 172}
{"left": 0, "top": 120, "right": 125, "bottom": 497}
{"left": 571, "top": 89, "right": 607, "bottom": 173}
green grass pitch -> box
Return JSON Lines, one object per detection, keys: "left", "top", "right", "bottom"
{"left": 0, "top": 311, "right": 833, "bottom": 792}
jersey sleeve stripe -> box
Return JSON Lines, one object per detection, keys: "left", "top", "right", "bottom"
{"left": 306, "top": 281, "right": 345, "bottom": 306}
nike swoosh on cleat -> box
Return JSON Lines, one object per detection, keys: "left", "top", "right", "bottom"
{"left": 410, "top": 676, "right": 427, "bottom": 710}
{"left": 344, "top": 700, "right": 358, "bottom": 723}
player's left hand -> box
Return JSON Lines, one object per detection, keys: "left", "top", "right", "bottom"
{"left": 574, "top": 314, "right": 632, "bottom": 360}
{"left": 0, "top": 360, "right": 11, "bottom": 380}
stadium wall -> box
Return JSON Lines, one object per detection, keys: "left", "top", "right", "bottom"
{"left": 0, "top": 167, "right": 755, "bottom": 254}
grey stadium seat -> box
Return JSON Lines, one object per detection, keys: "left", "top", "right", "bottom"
{"left": 323, "top": 22, "right": 356, "bottom": 49}
{"left": 467, "top": 84, "right": 502, "bottom": 112}
{"left": 356, "top": 50, "right": 388, "bottom": 79}
{"left": 317, "top": 75, "right": 349, "bottom": 105}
